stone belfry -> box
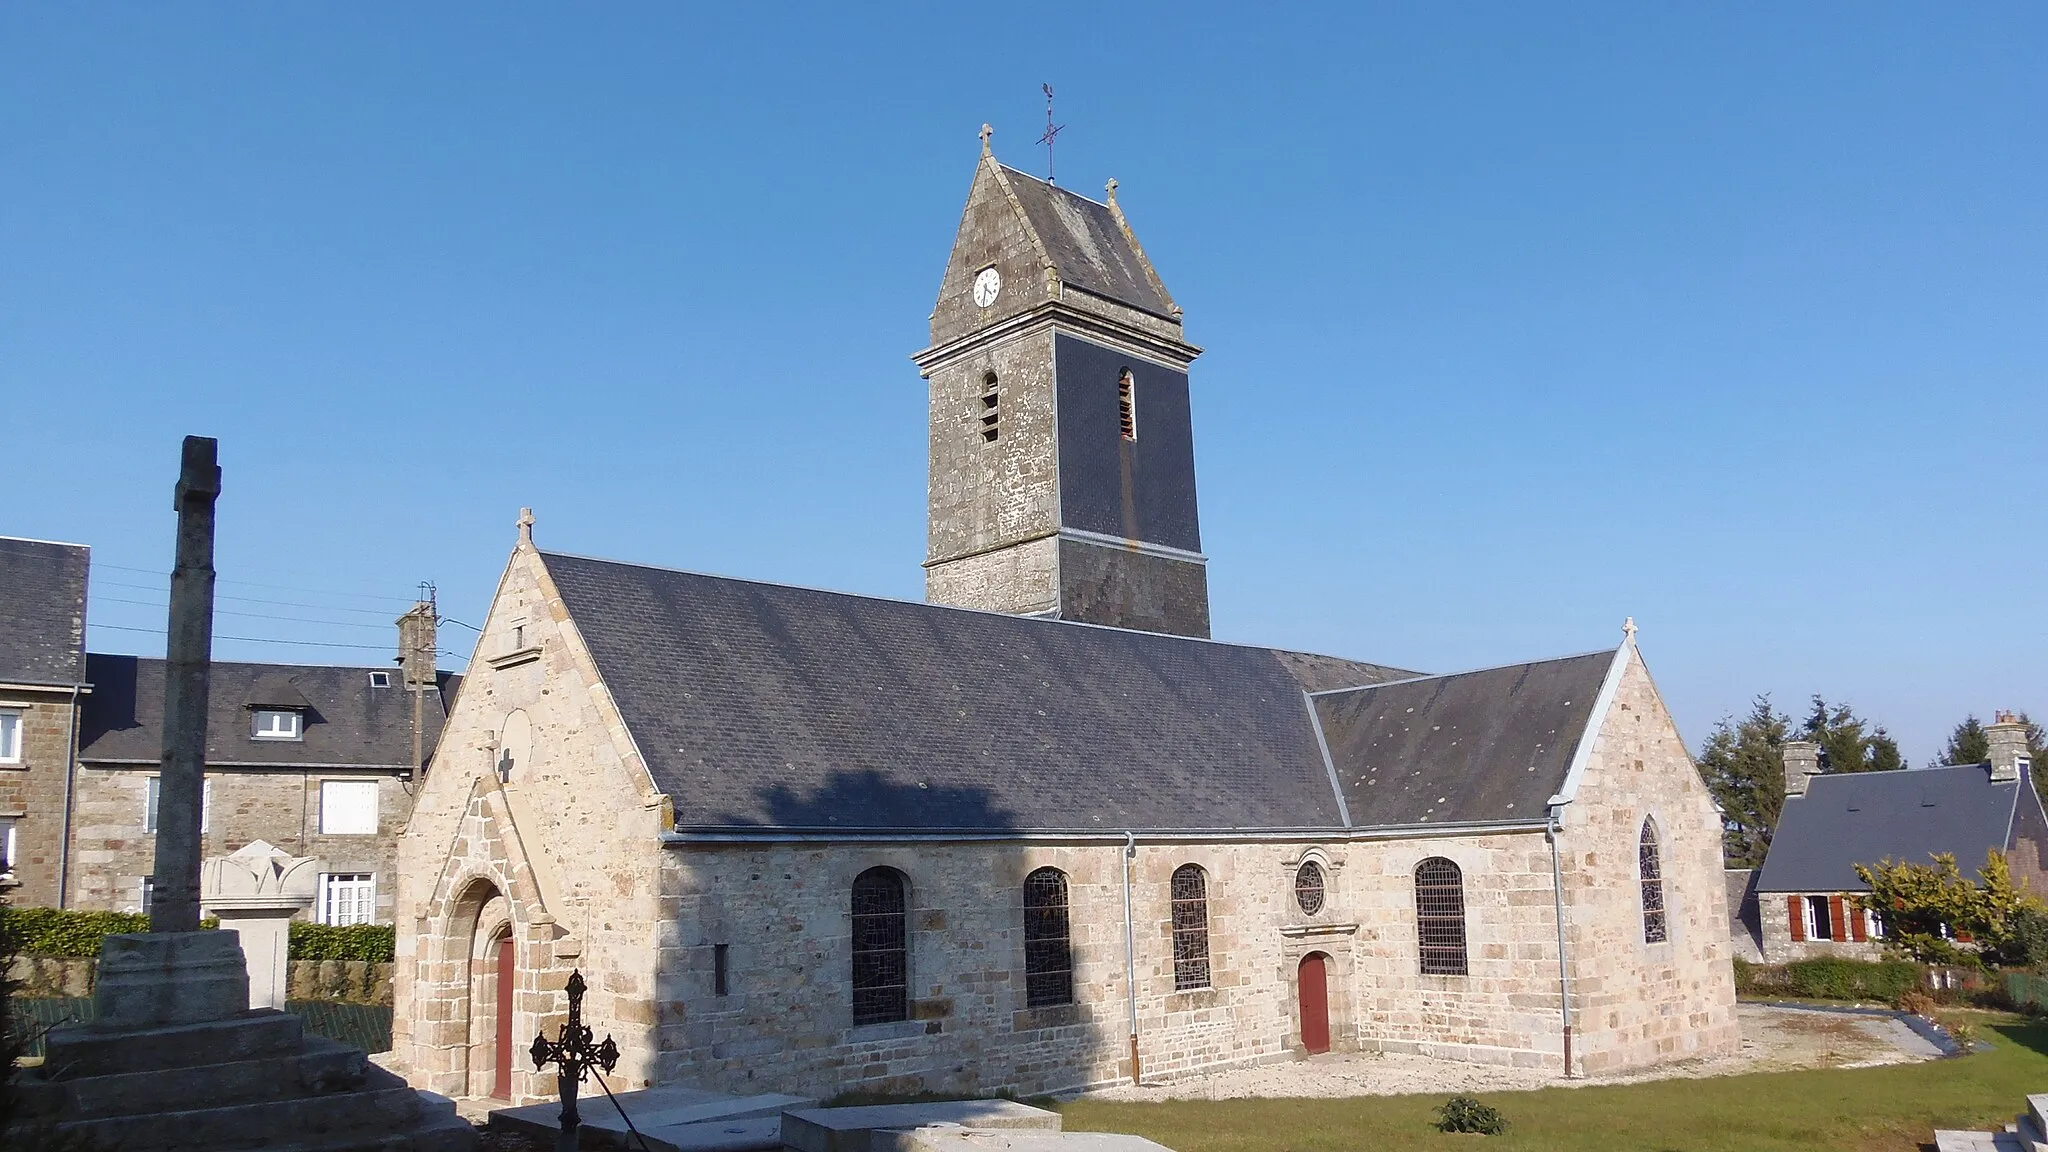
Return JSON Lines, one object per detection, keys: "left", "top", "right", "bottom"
{"left": 913, "top": 126, "right": 1210, "bottom": 638}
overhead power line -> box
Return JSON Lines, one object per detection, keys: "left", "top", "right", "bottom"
{"left": 94, "top": 595, "right": 398, "bottom": 631}
{"left": 92, "top": 622, "right": 396, "bottom": 651}
{"left": 89, "top": 560, "right": 422, "bottom": 605}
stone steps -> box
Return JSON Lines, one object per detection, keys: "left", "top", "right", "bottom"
{"left": 21, "top": 1034, "right": 369, "bottom": 1120}
{"left": 39, "top": 1009, "right": 305, "bottom": 1077}
{"left": 52, "top": 1072, "right": 425, "bottom": 1152}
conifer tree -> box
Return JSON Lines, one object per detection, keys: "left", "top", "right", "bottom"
{"left": 1940, "top": 716, "right": 1991, "bottom": 766}
{"left": 1802, "top": 696, "right": 1903, "bottom": 774}
{"left": 1697, "top": 696, "right": 1792, "bottom": 867}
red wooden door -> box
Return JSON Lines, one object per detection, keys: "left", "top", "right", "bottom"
{"left": 1298, "top": 953, "right": 1330, "bottom": 1055}
{"left": 493, "top": 937, "right": 514, "bottom": 1099}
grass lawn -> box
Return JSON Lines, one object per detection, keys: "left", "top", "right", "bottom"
{"left": 1055, "top": 1011, "right": 2047, "bottom": 1152}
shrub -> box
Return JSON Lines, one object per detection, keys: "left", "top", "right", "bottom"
{"left": 1435, "top": 1096, "right": 1508, "bottom": 1136}
{"left": 289, "top": 922, "right": 395, "bottom": 963}
{"left": 1896, "top": 989, "right": 1937, "bottom": 1016}
{"left": 4, "top": 908, "right": 149, "bottom": 957}
{"left": 1783, "top": 958, "right": 1920, "bottom": 1002}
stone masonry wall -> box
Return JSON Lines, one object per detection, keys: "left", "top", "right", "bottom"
{"left": 1755, "top": 891, "right": 1885, "bottom": 963}
{"left": 925, "top": 326, "right": 1061, "bottom": 600}
{"left": 1559, "top": 648, "right": 1741, "bottom": 1075}
{"left": 397, "top": 542, "right": 668, "bottom": 1105}
{"left": 0, "top": 690, "right": 79, "bottom": 909}
{"left": 67, "top": 765, "right": 412, "bottom": 921}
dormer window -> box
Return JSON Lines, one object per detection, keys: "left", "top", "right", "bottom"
{"left": 253, "top": 709, "right": 303, "bottom": 741}
{"left": 368, "top": 671, "right": 391, "bottom": 689}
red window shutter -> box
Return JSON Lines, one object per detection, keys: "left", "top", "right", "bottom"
{"left": 1849, "top": 902, "right": 1867, "bottom": 942}
{"left": 1829, "top": 896, "right": 1848, "bottom": 941}
{"left": 1789, "top": 895, "right": 1806, "bottom": 941}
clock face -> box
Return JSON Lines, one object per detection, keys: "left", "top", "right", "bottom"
{"left": 972, "top": 267, "right": 1002, "bottom": 308}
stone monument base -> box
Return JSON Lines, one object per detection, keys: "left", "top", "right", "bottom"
{"left": 7, "top": 931, "right": 474, "bottom": 1152}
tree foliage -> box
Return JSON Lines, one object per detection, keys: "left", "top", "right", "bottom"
{"left": 1697, "top": 697, "right": 1792, "bottom": 868}
{"left": 1941, "top": 716, "right": 1991, "bottom": 767}
{"left": 1854, "top": 849, "right": 2044, "bottom": 967}
{"left": 1803, "top": 696, "right": 1903, "bottom": 774}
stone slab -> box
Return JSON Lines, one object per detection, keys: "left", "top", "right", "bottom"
{"left": 93, "top": 930, "right": 251, "bottom": 1027}
{"left": 490, "top": 1088, "right": 811, "bottom": 1151}
{"left": 886, "top": 1131, "right": 1172, "bottom": 1152}
{"left": 1933, "top": 1132, "right": 2026, "bottom": 1152}
{"left": 2029, "top": 1095, "right": 2048, "bottom": 1137}
{"left": 26, "top": 1034, "right": 367, "bottom": 1119}
{"left": 42, "top": 1009, "right": 305, "bottom": 1078}
{"left": 781, "top": 1101, "right": 1060, "bottom": 1152}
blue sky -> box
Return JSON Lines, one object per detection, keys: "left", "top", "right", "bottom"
{"left": 3, "top": 4, "right": 2041, "bottom": 762}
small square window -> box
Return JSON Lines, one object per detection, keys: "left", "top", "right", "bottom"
{"left": 368, "top": 671, "right": 391, "bottom": 689}
{"left": 319, "top": 779, "right": 380, "bottom": 836}
{"left": 253, "top": 710, "right": 303, "bottom": 740}
{"left": 0, "top": 710, "right": 21, "bottom": 763}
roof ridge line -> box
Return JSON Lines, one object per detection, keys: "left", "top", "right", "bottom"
{"left": 0, "top": 534, "right": 92, "bottom": 550}
{"left": 1306, "top": 646, "right": 1614, "bottom": 698}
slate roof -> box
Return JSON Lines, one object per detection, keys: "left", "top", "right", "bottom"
{"left": 0, "top": 536, "right": 90, "bottom": 687}
{"left": 539, "top": 550, "right": 1613, "bottom": 836}
{"left": 1000, "top": 167, "right": 1176, "bottom": 319}
{"left": 1310, "top": 651, "right": 1616, "bottom": 828}
{"left": 78, "top": 654, "right": 458, "bottom": 770}
{"left": 1755, "top": 764, "right": 2025, "bottom": 893}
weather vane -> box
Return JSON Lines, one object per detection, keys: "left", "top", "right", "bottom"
{"left": 1037, "top": 83, "right": 1065, "bottom": 184}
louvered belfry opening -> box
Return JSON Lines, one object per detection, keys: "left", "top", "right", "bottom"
{"left": 1639, "top": 819, "right": 1669, "bottom": 944}
{"left": 851, "top": 867, "right": 909, "bottom": 1024}
{"left": 979, "top": 371, "right": 1000, "bottom": 442}
{"left": 1294, "top": 861, "right": 1326, "bottom": 916}
{"left": 1117, "top": 369, "right": 1137, "bottom": 441}
{"left": 1414, "top": 857, "right": 1468, "bottom": 976}
{"left": 1170, "top": 863, "right": 1211, "bottom": 990}
{"left": 1022, "top": 867, "right": 1075, "bottom": 1007}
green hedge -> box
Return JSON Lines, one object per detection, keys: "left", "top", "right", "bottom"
{"left": 0, "top": 909, "right": 212, "bottom": 958}
{"left": 1735, "top": 956, "right": 1921, "bottom": 1002}
{"left": 289, "top": 922, "right": 395, "bottom": 963}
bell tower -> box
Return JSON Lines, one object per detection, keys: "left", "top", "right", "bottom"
{"left": 913, "top": 127, "right": 1210, "bottom": 638}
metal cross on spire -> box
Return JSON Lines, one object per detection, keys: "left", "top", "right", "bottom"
{"left": 1037, "top": 83, "right": 1065, "bottom": 184}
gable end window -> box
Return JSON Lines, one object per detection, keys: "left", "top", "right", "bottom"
{"left": 1117, "top": 369, "right": 1137, "bottom": 442}
{"left": 1414, "top": 857, "right": 1468, "bottom": 976}
{"left": 252, "top": 709, "right": 303, "bottom": 741}
{"left": 1170, "top": 863, "right": 1211, "bottom": 990}
{"left": 850, "top": 867, "right": 909, "bottom": 1025}
{"left": 0, "top": 710, "right": 21, "bottom": 763}
{"left": 1022, "top": 867, "right": 1074, "bottom": 1007}
{"left": 1639, "top": 819, "right": 1669, "bottom": 944}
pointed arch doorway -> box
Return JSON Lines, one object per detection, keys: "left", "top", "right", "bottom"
{"left": 1298, "top": 952, "right": 1331, "bottom": 1055}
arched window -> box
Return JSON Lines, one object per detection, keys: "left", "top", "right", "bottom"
{"left": 979, "top": 371, "right": 1000, "bottom": 443}
{"left": 1414, "top": 858, "right": 1467, "bottom": 976}
{"left": 1023, "top": 868, "right": 1074, "bottom": 1007}
{"left": 851, "top": 868, "right": 908, "bottom": 1025}
{"left": 1640, "top": 819, "right": 1669, "bottom": 944}
{"left": 1294, "top": 861, "right": 1326, "bottom": 916}
{"left": 1170, "top": 864, "right": 1211, "bottom": 990}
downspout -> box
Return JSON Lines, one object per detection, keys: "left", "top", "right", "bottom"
{"left": 57, "top": 682, "right": 82, "bottom": 907}
{"left": 1122, "top": 831, "right": 1141, "bottom": 1085}
{"left": 1547, "top": 804, "right": 1575, "bottom": 1078}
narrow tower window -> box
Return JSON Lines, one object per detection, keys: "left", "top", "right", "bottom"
{"left": 851, "top": 867, "right": 909, "bottom": 1024}
{"left": 979, "top": 371, "right": 1000, "bottom": 443}
{"left": 1117, "top": 369, "right": 1137, "bottom": 441}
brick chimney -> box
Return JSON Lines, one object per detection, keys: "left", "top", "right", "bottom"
{"left": 1783, "top": 740, "right": 1822, "bottom": 797}
{"left": 1988, "top": 711, "right": 2031, "bottom": 783}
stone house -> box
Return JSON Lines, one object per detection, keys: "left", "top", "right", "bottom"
{"left": 392, "top": 135, "right": 1739, "bottom": 1105}
{"left": 0, "top": 532, "right": 456, "bottom": 923}
{"left": 1752, "top": 719, "right": 2048, "bottom": 963}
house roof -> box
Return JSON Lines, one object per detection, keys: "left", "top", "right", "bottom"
{"left": 998, "top": 166, "right": 1177, "bottom": 319}
{"left": 0, "top": 536, "right": 89, "bottom": 687}
{"left": 1755, "top": 764, "right": 2025, "bottom": 893}
{"left": 539, "top": 550, "right": 1615, "bottom": 836}
{"left": 78, "top": 654, "right": 458, "bottom": 770}
{"left": 1310, "top": 651, "right": 1616, "bottom": 828}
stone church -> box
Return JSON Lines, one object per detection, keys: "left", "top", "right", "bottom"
{"left": 392, "top": 134, "right": 1739, "bottom": 1104}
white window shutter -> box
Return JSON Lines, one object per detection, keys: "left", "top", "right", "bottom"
{"left": 319, "top": 780, "right": 379, "bottom": 835}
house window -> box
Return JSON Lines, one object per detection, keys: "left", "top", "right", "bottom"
{"left": 1117, "top": 369, "right": 1137, "bottom": 441}
{"left": 1639, "top": 819, "right": 1669, "bottom": 944}
{"left": 1022, "top": 867, "right": 1074, "bottom": 1008}
{"left": 1803, "top": 894, "right": 1833, "bottom": 941}
{"left": 714, "top": 944, "right": 730, "bottom": 997}
{"left": 319, "top": 873, "right": 376, "bottom": 925}
{"left": 144, "top": 777, "right": 211, "bottom": 833}
{"left": 0, "top": 710, "right": 20, "bottom": 763}
{"left": 1170, "top": 863, "right": 1211, "bottom": 990}
{"left": 1415, "top": 857, "right": 1468, "bottom": 976}
{"left": 979, "top": 371, "right": 1000, "bottom": 443}
{"left": 140, "top": 876, "right": 154, "bottom": 916}
{"left": 1295, "top": 861, "right": 1326, "bottom": 916}
{"left": 368, "top": 671, "right": 391, "bottom": 689}
{"left": 1866, "top": 905, "right": 1886, "bottom": 939}
{"left": 252, "top": 709, "right": 303, "bottom": 740}
{"left": 851, "top": 867, "right": 908, "bottom": 1025}
{"left": 319, "top": 780, "right": 380, "bottom": 836}
{"left": 0, "top": 816, "right": 16, "bottom": 876}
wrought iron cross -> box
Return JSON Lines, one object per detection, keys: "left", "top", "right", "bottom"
{"left": 531, "top": 970, "right": 620, "bottom": 1152}
{"left": 1037, "top": 83, "right": 1064, "bottom": 184}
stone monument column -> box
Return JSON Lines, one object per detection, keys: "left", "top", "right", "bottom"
{"left": 201, "top": 840, "right": 318, "bottom": 1009}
